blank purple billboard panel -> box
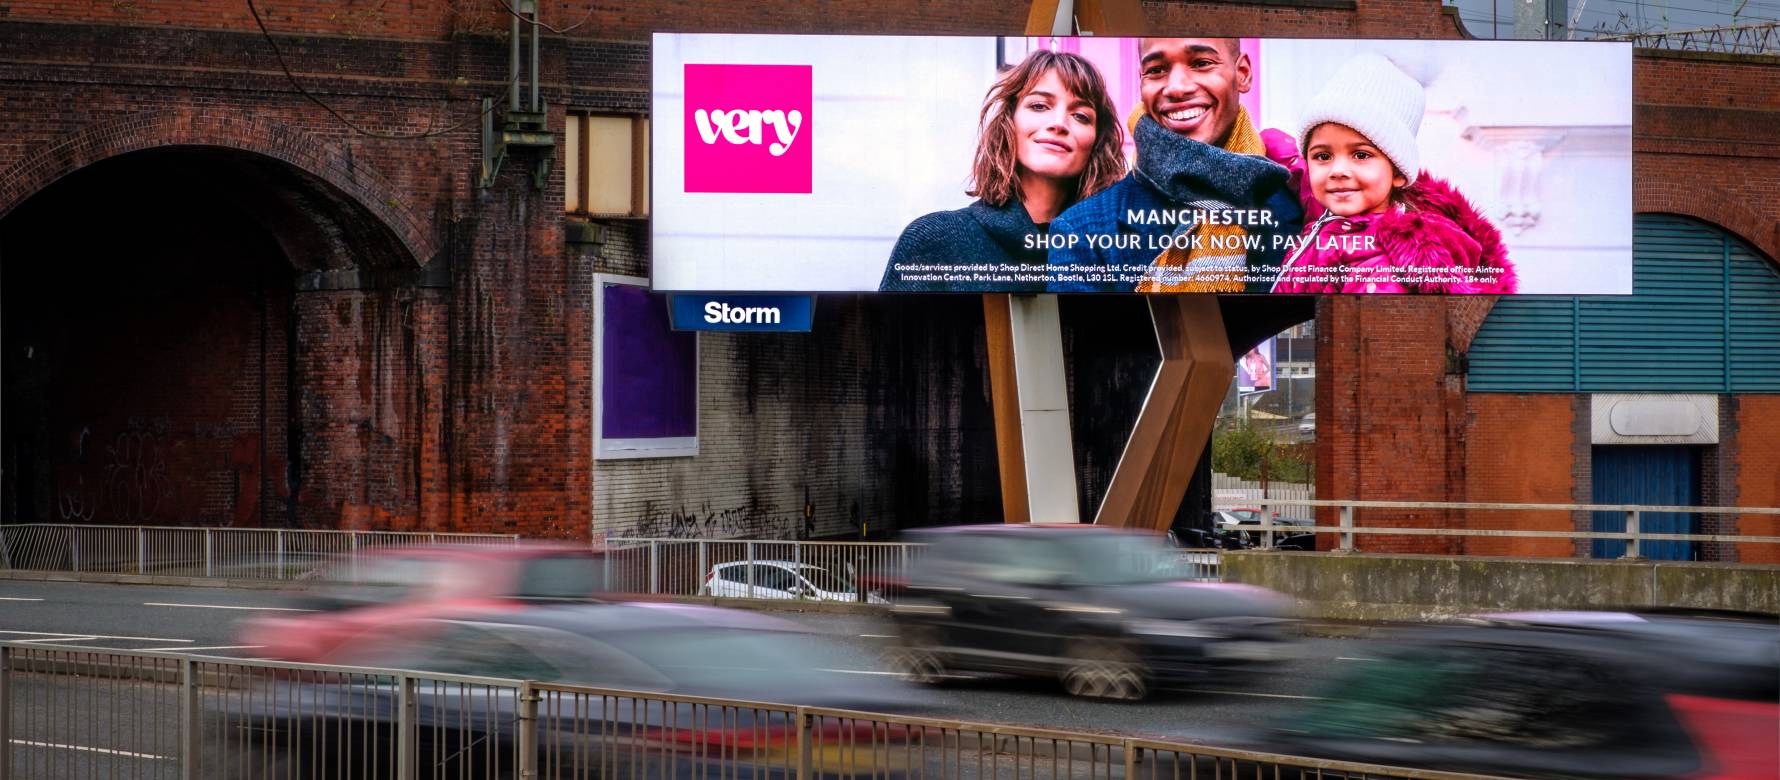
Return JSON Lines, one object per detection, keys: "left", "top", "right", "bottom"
{"left": 601, "top": 282, "right": 697, "bottom": 443}
{"left": 652, "top": 35, "right": 1632, "bottom": 295}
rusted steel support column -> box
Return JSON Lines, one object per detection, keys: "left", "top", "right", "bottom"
{"left": 984, "top": 294, "right": 1032, "bottom": 523}
{"left": 1095, "top": 297, "right": 1234, "bottom": 530}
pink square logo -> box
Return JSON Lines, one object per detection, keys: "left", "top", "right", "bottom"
{"left": 684, "top": 64, "right": 812, "bottom": 194}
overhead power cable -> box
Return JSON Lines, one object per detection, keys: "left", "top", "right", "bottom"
{"left": 245, "top": 0, "right": 510, "bottom": 140}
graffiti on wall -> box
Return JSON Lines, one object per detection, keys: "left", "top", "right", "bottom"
{"left": 55, "top": 417, "right": 173, "bottom": 524}
{"left": 624, "top": 501, "right": 803, "bottom": 540}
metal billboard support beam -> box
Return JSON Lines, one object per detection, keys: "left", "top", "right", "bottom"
{"left": 988, "top": 0, "right": 1231, "bottom": 530}
{"left": 1096, "top": 297, "right": 1233, "bottom": 529}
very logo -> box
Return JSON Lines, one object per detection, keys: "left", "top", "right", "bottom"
{"left": 683, "top": 63, "right": 812, "bottom": 194}
{"left": 693, "top": 109, "right": 804, "bottom": 157}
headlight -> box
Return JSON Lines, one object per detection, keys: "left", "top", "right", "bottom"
{"left": 1125, "top": 619, "right": 1228, "bottom": 639}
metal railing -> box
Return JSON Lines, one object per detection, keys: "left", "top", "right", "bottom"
{"left": 603, "top": 538, "right": 931, "bottom": 603}
{"left": 602, "top": 538, "right": 1223, "bottom": 604}
{"left": 1234, "top": 499, "right": 1780, "bottom": 558}
{"left": 0, "top": 524, "right": 519, "bottom": 581}
{"left": 0, "top": 640, "right": 1509, "bottom": 780}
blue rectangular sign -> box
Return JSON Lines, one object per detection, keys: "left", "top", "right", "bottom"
{"left": 668, "top": 294, "right": 815, "bottom": 332}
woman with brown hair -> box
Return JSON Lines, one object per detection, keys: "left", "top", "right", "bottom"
{"left": 881, "top": 49, "right": 1125, "bottom": 292}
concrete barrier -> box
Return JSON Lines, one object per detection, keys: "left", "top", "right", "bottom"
{"left": 1220, "top": 551, "right": 1780, "bottom": 620}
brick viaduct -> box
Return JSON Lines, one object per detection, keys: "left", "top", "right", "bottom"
{"left": 0, "top": 2, "right": 1773, "bottom": 545}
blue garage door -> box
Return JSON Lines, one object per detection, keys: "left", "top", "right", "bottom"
{"left": 1590, "top": 446, "right": 1699, "bottom": 560}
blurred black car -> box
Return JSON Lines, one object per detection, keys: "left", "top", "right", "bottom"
{"left": 1221, "top": 611, "right": 1778, "bottom": 779}
{"left": 887, "top": 524, "right": 1294, "bottom": 701}
{"left": 207, "top": 603, "right": 928, "bottom": 779}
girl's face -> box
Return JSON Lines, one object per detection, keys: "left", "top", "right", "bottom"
{"left": 1013, "top": 69, "right": 1097, "bottom": 183}
{"left": 1306, "top": 123, "right": 1405, "bottom": 217}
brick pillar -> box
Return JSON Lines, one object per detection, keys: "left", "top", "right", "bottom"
{"left": 293, "top": 290, "right": 371, "bottom": 529}
{"left": 292, "top": 287, "right": 446, "bottom": 531}
{"left": 447, "top": 165, "right": 589, "bottom": 540}
{"left": 1315, "top": 297, "right": 1459, "bottom": 553}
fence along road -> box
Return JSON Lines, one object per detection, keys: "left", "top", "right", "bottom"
{"left": 0, "top": 640, "right": 1511, "bottom": 780}
{"left": 6, "top": 496, "right": 1778, "bottom": 602}
{"left": 0, "top": 525, "right": 518, "bottom": 580}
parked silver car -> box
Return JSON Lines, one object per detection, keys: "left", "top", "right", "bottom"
{"left": 700, "top": 560, "right": 889, "bottom": 603}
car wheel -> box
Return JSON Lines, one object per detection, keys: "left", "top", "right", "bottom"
{"left": 1060, "top": 640, "right": 1147, "bottom": 701}
{"left": 885, "top": 625, "right": 951, "bottom": 685}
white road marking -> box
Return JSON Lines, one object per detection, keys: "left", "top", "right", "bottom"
{"left": 819, "top": 668, "right": 973, "bottom": 680}
{"left": 143, "top": 602, "right": 315, "bottom": 612}
{"left": 11, "top": 739, "right": 174, "bottom": 760}
{"left": 1178, "top": 689, "right": 1323, "bottom": 701}
{"left": 1336, "top": 656, "right": 1379, "bottom": 662}
{"left": 0, "top": 629, "right": 192, "bottom": 643}
{"left": 0, "top": 597, "right": 45, "bottom": 601}
{"left": 156, "top": 644, "right": 265, "bottom": 653}
{"left": 859, "top": 634, "right": 896, "bottom": 638}
{"left": 11, "top": 636, "right": 103, "bottom": 644}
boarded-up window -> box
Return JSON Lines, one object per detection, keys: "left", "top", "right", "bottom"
{"left": 594, "top": 274, "right": 696, "bottom": 459}
{"left": 565, "top": 113, "right": 649, "bottom": 218}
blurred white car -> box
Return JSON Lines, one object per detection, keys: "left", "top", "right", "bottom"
{"left": 700, "top": 560, "right": 889, "bottom": 604}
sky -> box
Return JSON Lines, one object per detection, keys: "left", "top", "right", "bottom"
{"left": 1447, "top": 0, "right": 1780, "bottom": 39}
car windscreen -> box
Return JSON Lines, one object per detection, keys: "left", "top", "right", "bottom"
{"left": 1063, "top": 534, "right": 1193, "bottom": 586}
{"left": 304, "top": 557, "right": 443, "bottom": 609}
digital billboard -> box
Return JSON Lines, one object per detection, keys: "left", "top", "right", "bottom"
{"left": 652, "top": 35, "right": 1632, "bottom": 295}
{"left": 1237, "top": 338, "right": 1275, "bottom": 393}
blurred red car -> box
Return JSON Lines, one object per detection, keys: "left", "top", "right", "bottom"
{"left": 242, "top": 542, "right": 613, "bottom": 662}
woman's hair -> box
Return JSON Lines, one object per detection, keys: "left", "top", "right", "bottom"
{"left": 968, "top": 50, "right": 1125, "bottom": 209}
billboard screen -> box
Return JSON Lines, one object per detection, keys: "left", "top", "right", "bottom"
{"left": 1238, "top": 338, "right": 1275, "bottom": 393}
{"left": 652, "top": 35, "right": 1632, "bottom": 295}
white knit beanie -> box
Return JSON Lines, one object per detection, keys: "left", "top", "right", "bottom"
{"left": 1296, "top": 53, "right": 1425, "bottom": 185}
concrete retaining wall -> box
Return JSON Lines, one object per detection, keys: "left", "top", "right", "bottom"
{"left": 1220, "top": 552, "right": 1780, "bottom": 621}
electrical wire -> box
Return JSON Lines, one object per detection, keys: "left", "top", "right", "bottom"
{"left": 492, "top": 0, "right": 597, "bottom": 34}
{"left": 245, "top": 0, "right": 510, "bottom": 139}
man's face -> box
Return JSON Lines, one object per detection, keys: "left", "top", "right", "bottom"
{"left": 1139, "top": 39, "right": 1250, "bottom": 146}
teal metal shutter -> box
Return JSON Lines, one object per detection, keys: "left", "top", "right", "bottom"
{"left": 1468, "top": 214, "right": 1780, "bottom": 393}
{"left": 1467, "top": 299, "right": 1577, "bottom": 392}
{"left": 1731, "top": 240, "right": 1780, "bottom": 392}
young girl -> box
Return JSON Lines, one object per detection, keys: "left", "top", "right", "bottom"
{"left": 1267, "top": 53, "right": 1516, "bottom": 294}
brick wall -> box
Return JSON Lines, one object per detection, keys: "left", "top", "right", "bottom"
{"left": 1316, "top": 297, "right": 1460, "bottom": 553}
{"left": 1736, "top": 396, "right": 1780, "bottom": 564}
{"left": 1634, "top": 52, "right": 1780, "bottom": 263}
{"left": 1462, "top": 395, "right": 1575, "bottom": 557}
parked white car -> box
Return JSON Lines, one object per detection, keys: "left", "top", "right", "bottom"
{"left": 700, "top": 560, "right": 889, "bottom": 604}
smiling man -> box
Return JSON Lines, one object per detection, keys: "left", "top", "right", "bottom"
{"left": 1046, "top": 38, "right": 1302, "bottom": 293}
